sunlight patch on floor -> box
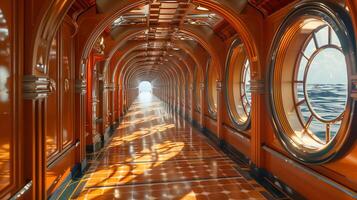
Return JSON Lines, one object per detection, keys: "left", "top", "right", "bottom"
{"left": 180, "top": 191, "right": 197, "bottom": 200}
{"left": 77, "top": 141, "right": 185, "bottom": 199}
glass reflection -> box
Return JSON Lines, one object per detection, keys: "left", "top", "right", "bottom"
{"left": 0, "top": 66, "right": 9, "bottom": 102}
{"left": 0, "top": 6, "right": 11, "bottom": 191}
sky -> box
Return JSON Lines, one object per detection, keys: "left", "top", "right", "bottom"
{"left": 305, "top": 48, "right": 347, "bottom": 84}
{"left": 298, "top": 26, "right": 348, "bottom": 85}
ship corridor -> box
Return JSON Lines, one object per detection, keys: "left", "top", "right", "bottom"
{"left": 1, "top": 0, "right": 357, "bottom": 200}
{"left": 64, "top": 95, "right": 272, "bottom": 199}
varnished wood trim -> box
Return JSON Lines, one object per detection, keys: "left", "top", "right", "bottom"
{"left": 23, "top": 75, "right": 52, "bottom": 100}
{"left": 222, "top": 123, "right": 251, "bottom": 140}
{"left": 250, "top": 79, "right": 265, "bottom": 93}
{"left": 47, "top": 143, "right": 77, "bottom": 169}
{"left": 75, "top": 79, "right": 87, "bottom": 94}
{"left": 204, "top": 114, "right": 217, "bottom": 121}
{"left": 104, "top": 83, "right": 115, "bottom": 91}
{"left": 9, "top": 180, "right": 32, "bottom": 200}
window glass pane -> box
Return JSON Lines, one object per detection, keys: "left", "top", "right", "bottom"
{"left": 305, "top": 48, "right": 347, "bottom": 120}
{"left": 303, "top": 39, "right": 316, "bottom": 58}
{"left": 315, "top": 26, "right": 329, "bottom": 47}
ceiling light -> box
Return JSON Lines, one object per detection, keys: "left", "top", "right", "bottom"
{"left": 172, "top": 47, "right": 180, "bottom": 51}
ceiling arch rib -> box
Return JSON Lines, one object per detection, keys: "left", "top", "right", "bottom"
{"left": 112, "top": 42, "right": 198, "bottom": 89}
{"left": 126, "top": 68, "right": 174, "bottom": 95}
{"left": 110, "top": 39, "right": 208, "bottom": 84}
{"left": 130, "top": 69, "right": 167, "bottom": 85}
{"left": 121, "top": 56, "right": 181, "bottom": 89}
{"left": 137, "top": 63, "right": 180, "bottom": 87}
{"left": 122, "top": 55, "right": 187, "bottom": 88}
{"left": 117, "top": 56, "right": 183, "bottom": 93}
{"left": 123, "top": 58, "right": 184, "bottom": 90}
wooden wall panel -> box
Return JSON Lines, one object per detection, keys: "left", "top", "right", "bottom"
{"left": 0, "top": 0, "right": 23, "bottom": 198}
{"left": 46, "top": 34, "right": 60, "bottom": 159}
{"left": 222, "top": 126, "right": 251, "bottom": 158}
{"left": 46, "top": 148, "right": 75, "bottom": 195}
{"left": 45, "top": 20, "right": 77, "bottom": 194}
{"left": 263, "top": 149, "right": 356, "bottom": 200}
{"left": 86, "top": 54, "right": 105, "bottom": 149}
{"left": 193, "top": 111, "right": 200, "bottom": 124}
{"left": 61, "top": 22, "right": 75, "bottom": 148}
{"left": 204, "top": 116, "right": 217, "bottom": 135}
{"left": 86, "top": 55, "right": 93, "bottom": 145}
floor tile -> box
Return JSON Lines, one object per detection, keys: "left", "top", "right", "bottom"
{"left": 67, "top": 96, "right": 277, "bottom": 200}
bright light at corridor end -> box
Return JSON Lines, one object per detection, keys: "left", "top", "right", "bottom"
{"left": 138, "top": 81, "right": 153, "bottom": 102}
{"left": 139, "top": 81, "right": 152, "bottom": 94}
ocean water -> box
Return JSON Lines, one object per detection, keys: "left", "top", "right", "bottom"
{"left": 297, "top": 84, "right": 347, "bottom": 140}
{"left": 239, "top": 83, "right": 346, "bottom": 141}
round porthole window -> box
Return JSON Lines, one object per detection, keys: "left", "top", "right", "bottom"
{"left": 225, "top": 40, "right": 252, "bottom": 130}
{"left": 268, "top": 1, "right": 356, "bottom": 163}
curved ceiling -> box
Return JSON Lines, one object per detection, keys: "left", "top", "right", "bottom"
{"left": 69, "top": 0, "right": 293, "bottom": 87}
{"left": 108, "top": 1, "right": 230, "bottom": 86}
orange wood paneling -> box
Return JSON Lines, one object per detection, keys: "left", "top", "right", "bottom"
{"left": 61, "top": 21, "right": 75, "bottom": 148}
{"left": 46, "top": 147, "right": 76, "bottom": 195}
{"left": 86, "top": 53, "right": 105, "bottom": 147}
{"left": 204, "top": 116, "right": 217, "bottom": 136}
{"left": 260, "top": 0, "right": 357, "bottom": 193}
{"left": 45, "top": 20, "right": 77, "bottom": 194}
{"left": 222, "top": 126, "right": 251, "bottom": 158}
{"left": 263, "top": 149, "right": 355, "bottom": 200}
{"left": 46, "top": 33, "right": 60, "bottom": 159}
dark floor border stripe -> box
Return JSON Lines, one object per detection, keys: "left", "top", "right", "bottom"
{"left": 51, "top": 163, "right": 83, "bottom": 200}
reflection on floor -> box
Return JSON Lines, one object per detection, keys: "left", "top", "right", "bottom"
{"left": 63, "top": 94, "right": 275, "bottom": 199}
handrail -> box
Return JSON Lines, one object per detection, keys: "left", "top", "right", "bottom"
{"left": 9, "top": 180, "right": 33, "bottom": 200}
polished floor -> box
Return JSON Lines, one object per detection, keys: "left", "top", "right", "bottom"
{"left": 64, "top": 93, "right": 275, "bottom": 200}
